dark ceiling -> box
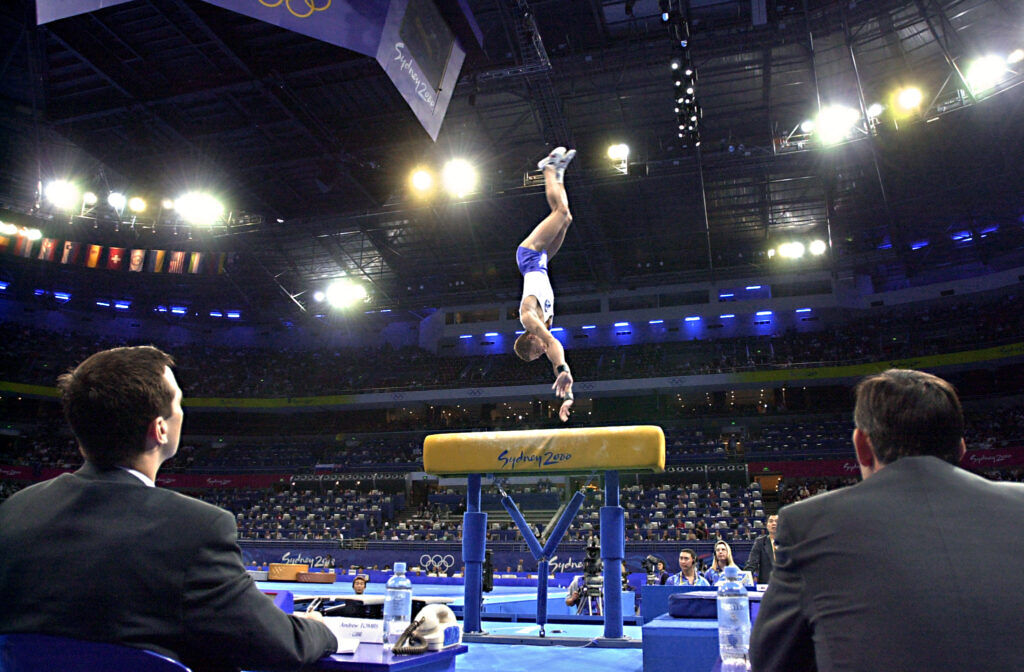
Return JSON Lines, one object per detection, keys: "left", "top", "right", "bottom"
{"left": 0, "top": 0, "right": 1022, "bottom": 322}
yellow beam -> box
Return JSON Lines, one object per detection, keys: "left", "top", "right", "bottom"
{"left": 423, "top": 425, "right": 665, "bottom": 476}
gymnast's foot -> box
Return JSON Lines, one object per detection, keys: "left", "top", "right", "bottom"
{"left": 555, "top": 149, "right": 576, "bottom": 183}
{"left": 538, "top": 146, "right": 567, "bottom": 172}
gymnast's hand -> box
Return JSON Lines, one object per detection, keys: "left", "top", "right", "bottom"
{"left": 558, "top": 397, "right": 574, "bottom": 422}
{"left": 553, "top": 369, "right": 573, "bottom": 398}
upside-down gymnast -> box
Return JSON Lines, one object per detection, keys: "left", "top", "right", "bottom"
{"left": 512, "top": 146, "right": 577, "bottom": 422}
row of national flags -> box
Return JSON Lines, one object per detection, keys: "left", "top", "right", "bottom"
{"left": 0, "top": 234, "right": 227, "bottom": 275}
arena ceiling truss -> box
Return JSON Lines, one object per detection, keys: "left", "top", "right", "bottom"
{"left": 0, "top": 0, "right": 1021, "bottom": 321}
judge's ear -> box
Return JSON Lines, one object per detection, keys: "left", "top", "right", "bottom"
{"left": 853, "top": 428, "right": 876, "bottom": 469}
{"left": 956, "top": 438, "right": 966, "bottom": 462}
{"left": 147, "top": 415, "right": 168, "bottom": 448}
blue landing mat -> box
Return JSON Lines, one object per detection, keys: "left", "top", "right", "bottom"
{"left": 455, "top": 643, "right": 642, "bottom": 672}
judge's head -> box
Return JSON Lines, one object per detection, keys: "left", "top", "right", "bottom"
{"left": 58, "top": 346, "right": 181, "bottom": 469}
{"left": 352, "top": 575, "right": 368, "bottom": 594}
{"left": 852, "top": 369, "right": 965, "bottom": 479}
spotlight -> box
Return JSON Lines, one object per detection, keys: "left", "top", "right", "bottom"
{"left": 108, "top": 192, "right": 127, "bottom": 211}
{"left": 799, "top": 119, "right": 815, "bottom": 134}
{"left": 44, "top": 180, "right": 79, "bottom": 211}
{"left": 24, "top": 228, "right": 42, "bottom": 241}
{"left": 866, "top": 103, "right": 885, "bottom": 118}
{"left": 82, "top": 192, "right": 98, "bottom": 206}
{"left": 313, "top": 290, "right": 326, "bottom": 302}
{"left": 670, "top": 59, "right": 680, "bottom": 70}
{"left": 809, "top": 239, "right": 827, "bottom": 255}
{"left": 965, "top": 55, "right": 1007, "bottom": 93}
{"left": 1009, "top": 49, "right": 1024, "bottom": 65}
{"left": 607, "top": 144, "right": 630, "bottom": 161}
{"left": 410, "top": 168, "right": 434, "bottom": 194}
{"left": 128, "top": 197, "right": 146, "bottom": 213}
{"left": 441, "top": 159, "right": 477, "bottom": 198}
{"left": 778, "top": 241, "right": 805, "bottom": 258}
{"left": 0, "top": 222, "right": 16, "bottom": 235}
{"left": 175, "top": 192, "right": 225, "bottom": 226}
{"left": 325, "top": 280, "right": 368, "bottom": 308}
{"left": 161, "top": 198, "right": 175, "bottom": 210}
{"left": 814, "top": 105, "right": 860, "bottom": 145}
{"left": 895, "top": 87, "right": 923, "bottom": 111}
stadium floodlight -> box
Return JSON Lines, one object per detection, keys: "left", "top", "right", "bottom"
{"left": 814, "top": 105, "right": 860, "bottom": 145}
{"left": 800, "top": 119, "right": 815, "bottom": 134}
{"left": 965, "top": 55, "right": 1007, "bottom": 93}
{"left": 895, "top": 87, "right": 923, "bottom": 111}
{"left": 175, "top": 192, "right": 225, "bottom": 226}
{"left": 24, "top": 228, "right": 42, "bottom": 241}
{"left": 1008, "top": 49, "right": 1024, "bottom": 65}
{"left": 82, "top": 191, "right": 98, "bottom": 206}
{"left": 410, "top": 168, "right": 434, "bottom": 194}
{"left": 0, "top": 222, "right": 17, "bottom": 235}
{"left": 441, "top": 159, "right": 477, "bottom": 199}
{"left": 44, "top": 180, "right": 79, "bottom": 211}
{"left": 607, "top": 144, "right": 630, "bottom": 161}
{"left": 866, "top": 102, "right": 885, "bottom": 118}
{"left": 313, "top": 290, "right": 326, "bottom": 303}
{"left": 108, "top": 192, "right": 127, "bottom": 211}
{"left": 325, "top": 279, "right": 368, "bottom": 308}
{"left": 161, "top": 198, "right": 175, "bottom": 210}
{"left": 809, "top": 239, "right": 827, "bottom": 255}
{"left": 778, "top": 241, "right": 806, "bottom": 258}
{"left": 128, "top": 196, "right": 146, "bottom": 213}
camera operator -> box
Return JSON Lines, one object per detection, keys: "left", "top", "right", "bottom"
{"left": 565, "top": 537, "right": 604, "bottom": 615}
{"left": 641, "top": 555, "right": 670, "bottom": 586}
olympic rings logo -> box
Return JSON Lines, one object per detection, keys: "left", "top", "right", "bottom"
{"left": 419, "top": 554, "right": 456, "bottom": 573}
{"left": 258, "top": 0, "right": 331, "bottom": 20}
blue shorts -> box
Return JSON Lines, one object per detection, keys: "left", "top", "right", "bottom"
{"left": 516, "top": 246, "right": 548, "bottom": 275}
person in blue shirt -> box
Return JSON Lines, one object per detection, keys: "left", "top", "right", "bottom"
{"left": 704, "top": 540, "right": 754, "bottom": 586}
{"left": 665, "top": 548, "right": 710, "bottom": 586}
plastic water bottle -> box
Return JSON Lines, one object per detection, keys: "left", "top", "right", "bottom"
{"left": 717, "top": 565, "right": 751, "bottom": 671}
{"left": 382, "top": 562, "right": 413, "bottom": 649}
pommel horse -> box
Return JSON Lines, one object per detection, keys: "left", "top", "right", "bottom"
{"left": 423, "top": 425, "right": 665, "bottom": 640}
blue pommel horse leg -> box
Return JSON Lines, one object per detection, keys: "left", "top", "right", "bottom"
{"left": 601, "top": 469, "right": 625, "bottom": 639}
{"left": 463, "top": 473, "right": 486, "bottom": 634}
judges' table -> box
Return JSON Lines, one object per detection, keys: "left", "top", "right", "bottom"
{"left": 314, "top": 643, "right": 467, "bottom": 672}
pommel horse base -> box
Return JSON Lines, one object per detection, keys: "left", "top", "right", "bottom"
{"left": 423, "top": 425, "right": 665, "bottom": 641}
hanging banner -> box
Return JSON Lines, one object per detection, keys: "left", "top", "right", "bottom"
{"left": 106, "top": 246, "right": 125, "bottom": 270}
{"left": 85, "top": 244, "right": 103, "bottom": 268}
{"left": 61, "top": 241, "right": 81, "bottom": 264}
{"left": 167, "top": 250, "right": 186, "bottom": 274}
{"left": 375, "top": 0, "right": 465, "bottom": 141}
{"left": 36, "top": 0, "right": 134, "bottom": 24}
{"left": 128, "top": 248, "right": 145, "bottom": 271}
{"left": 38, "top": 238, "right": 58, "bottom": 261}
{"left": 146, "top": 249, "right": 166, "bottom": 273}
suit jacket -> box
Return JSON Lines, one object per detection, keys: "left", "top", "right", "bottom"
{"left": 750, "top": 456, "right": 1024, "bottom": 672}
{"left": 0, "top": 463, "right": 336, "bottom": 672}
{"left": 743, "top": 534, "right": 776, "bottom": 584}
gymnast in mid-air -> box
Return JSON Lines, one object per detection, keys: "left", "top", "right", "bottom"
{"left": 512, "top": 146, "right": 577, "bottom": 422}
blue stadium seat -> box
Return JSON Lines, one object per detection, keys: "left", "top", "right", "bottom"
{"left": 0, "top": 634, "right": 191, "bottom": 672}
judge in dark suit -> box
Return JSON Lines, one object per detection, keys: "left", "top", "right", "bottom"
{"left": 743, "top": 513, "right": 777, "bottom": 584}
{"left": 0, "top": 346, "right": 337, "bottom": 672}
{"left": 750, "top": 369, "right": 1024, "bottom": 672}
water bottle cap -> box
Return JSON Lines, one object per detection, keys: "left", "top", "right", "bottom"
{"left": 394, "top": 562, "right": 406, "bottom": 574}
{"left": 723, "top": 565, "right": 740, "bottom": 579}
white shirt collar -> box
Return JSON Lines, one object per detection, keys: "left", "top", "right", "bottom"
{"left": 118, "top": 466, "right": 155, "bottom": 487}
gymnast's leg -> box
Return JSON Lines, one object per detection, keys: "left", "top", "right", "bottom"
{"left": 519, "top": 147, "right": 575, "bottom": 259}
